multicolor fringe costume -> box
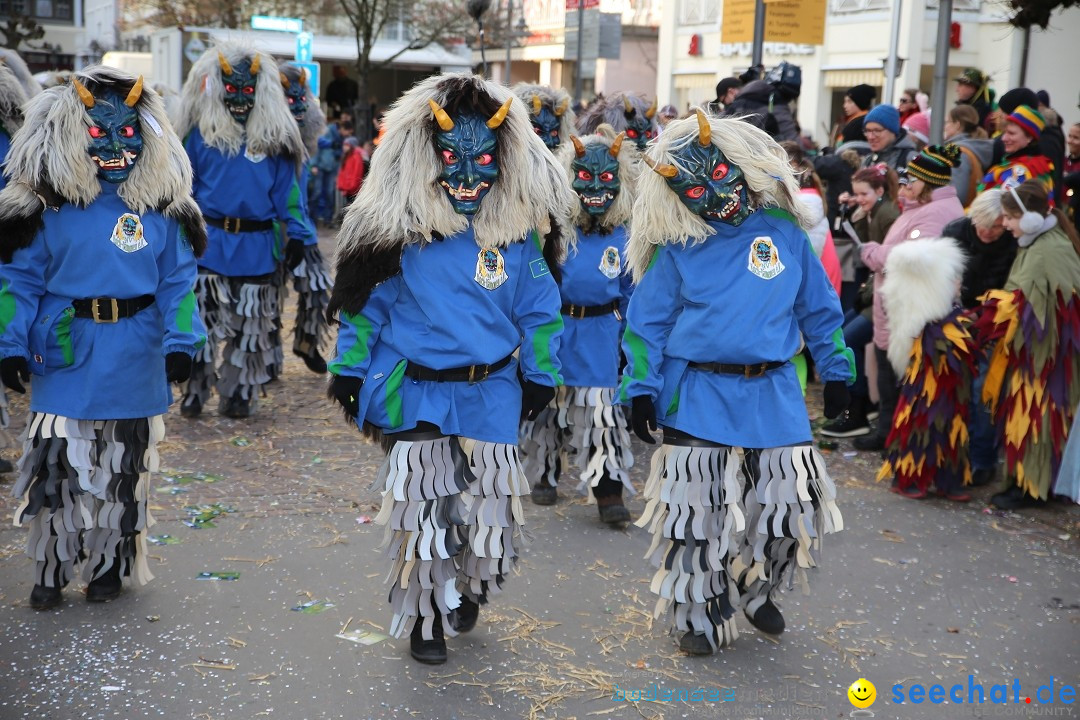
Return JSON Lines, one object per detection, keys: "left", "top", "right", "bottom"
{"left": 973, "top": 222, "right": 1080, "bottom": 501}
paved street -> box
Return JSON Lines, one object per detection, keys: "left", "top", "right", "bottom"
{"left": 0, "top": 237, "right": 1077, "bottom": 720}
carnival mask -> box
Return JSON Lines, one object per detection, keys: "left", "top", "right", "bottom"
{"left": 570, "top": 134, "right": 622, "bottom": 216}
{"left": 76, "top": 80, "right": 143, "bottom": 184}
{"left": 429, "top": 96, "right": 512, "bottom": 215}
{"left": 281, "top": 71, "right": 307, "bottom": 126}
{"left": 219, "top": 52, "right": 258, "bottom": 125}
{"left": 528, "top": 94, "right": 569, "bottom": 151}
{"left": 623, "top": 96, "right": 657, "bottom": 150}
{"left": 649, "top": 112, "right": 751, "bottom": 226}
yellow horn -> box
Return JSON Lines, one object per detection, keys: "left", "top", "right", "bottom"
{"left": 570, "top": 135, "right": 586, "bottom": 158}
{"left": 609, "top": 132, "right": 624, "bottom": 158}
{"left": 645, "top": 98, "right": 657, "bottom": 119}
{"left": 554, "top": 97, "right": 569, "bottom": 117}
{"left": 250, "top": 53, "right": 261, "bottom": 75}
{"left": 428, "top": 98, "right": 454, "bottom": 131}
{"left": 486, "top": 96, "right": 512, "bottom": 129}
{"left": 217, "top": 51, "right": 232, "bottom": 75}
{"left": 643, "top": 155, "right": 678, "bottom": 179}
{"left": 531, "top": 94, "right": 542, "bottom": 115}
{"left": 623, "top": 96, "right": 633, "bottom": 114}
{"left": 696, "top": 109, "right": 711, "bottom": 146}
{"left": 280, "top": 72, "right": 290, "bottom": 88}
{"left": 124, "top": 75, "right": 144, "bottom": 107}
{"left": 71, "top": 77, "right": 95, "bottom": 108}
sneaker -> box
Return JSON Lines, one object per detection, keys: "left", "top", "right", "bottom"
{"left": 30, "top": 584, "right": 62, "bottom": 610}
{"left": 449, "top": 597, "right": 479, "bottom": 634}
{"left": 409, "top": 615, "right": 447, "bottom": 664}
{"left": 866, "top": 404, "right": 880, "bottom": 422}
{"left": 990, "top": 485, "right": 1047, "bottom": 510}
{"left": 679, "top": 631, "right": 715, "bottom": 656}
{"left": 820, "top": 410, "right": 871, "bottom": 438}
{"left": 853, "top": 433, "right": 886, "bottom": 452}
{"left": 530, "top": 481, "right": 558, "bottom": 506}
{"left": 86, "top": 563, "right": 122, "bottom": 603}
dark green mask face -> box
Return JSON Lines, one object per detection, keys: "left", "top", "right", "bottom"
{"left": 86, "top": 91, "right": 142, "bottom": 183}
{"left": 666, "top": 142, "right": 750, "bottom": 225}
{"left": 571, "top": 143, "right": 620, "bottom": 216}
{"left": 624, "top": 112, "right": 656, "bottom": 150}
{"left": 531, "top": 106, "right": 561, "bottom": 150}
{"left": 435, "top": 112, "right": 498, "bottom": 215}
{"left": 284, "top": 82, "right": 307, "bottom": 126}
{"left": 222, "top": 59, "right": 257, "bottom": 125}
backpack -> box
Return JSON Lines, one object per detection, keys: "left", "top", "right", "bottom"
{"left": 765, "top": 62, "right": 802, "bottom": 99}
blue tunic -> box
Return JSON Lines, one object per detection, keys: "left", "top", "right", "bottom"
{"left": 558, "top": 226, "right": 633, "bottom": 388}
{"left": 0, "top": 182, "right": 206, "bottom": 419}
{"left": 330, "top": 227, "right": 564, "bottom": 444}
{"left": 0, "top": 129, "right": 10, "bottom": 191}
{"left": 619, "top": 209, "right": 854, "bottom": 448}
{"left": 185, "top": 127, "right": 315, "bottom": 277}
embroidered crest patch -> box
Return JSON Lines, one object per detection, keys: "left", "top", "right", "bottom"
{"left": 529, "top": 258, "right": 551, "bottom": 278}
{"left": 747, "top": 236, "right": 784, "bottom": 279}
{"left": 111, "top": 213, "right": 147, "bottom": 253}
{"left": 599, "top": 246, "right": 621, "bottom": 279}
{"left": 475, "top": 247, "right": 509, "bottom": 289}
{"left": 244, "top": 147, "right": 267, "bottom": 163}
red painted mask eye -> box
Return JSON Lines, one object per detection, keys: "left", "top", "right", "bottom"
{"left": 224, "top": 83, "right": 237, "bottom": 93}
{"left": 88, "top": 126, "right": 106, "bottom": 138}
{"left": 440, "top": 150, "right": 458, "bottom": 165}
{"left": 685, "top": 186, "right": 705, "bottom": 199}
{"left": 712, "top": 163, "right": 729, "bottom": 181}
{"left": 242, "top": 86, "right": 255, "bottom": 95}
{"left": 577, "top": 169, "right": 593, "bottom": 181}
{"left": 626, "top": 129, "right": 638, "bottom": 138}
{"left": 645, "top": 130, "right": 654, "bottom": 139}
{"left": 533, "top": 126, "right": 541, "bottom": 135}
{"left": 119, "top": 126, "right": 136, "bottom": 138}
{"left": 476, "top": 153, "right": 493, "bottom": 166}
{"left": 550, "top": 130, "right": 558, "bottom": 136}
{"left": 599, "top": 171, "right": 614, "bottom": 182}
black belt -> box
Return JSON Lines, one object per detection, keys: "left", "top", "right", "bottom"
{"left": 688, "top": 360, "right": 786, "bottom": 378}
{"left": 72, "top": 295, "right": 154, "bottom": 323}
{"left": 561, "top": 300, "right": 620, "bottom": 319}
{"left": 204, "top": 215, "right": 275, "bottom": 233}
{"left": 404, "top": 355, "right": 513, "bottom": 384}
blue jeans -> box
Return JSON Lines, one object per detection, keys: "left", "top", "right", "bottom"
{"left": 843, "top": 312, "right": 873, "bottom": 398}
{"left": 313, "top": 169, "right": 338, "bottom": 223}
{"left": 969, "top": 357, "right": 999, "bottom": 470}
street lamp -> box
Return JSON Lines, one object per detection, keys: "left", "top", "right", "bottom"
{"left": 468, "top": 0, "right": 493, "bottom": 77}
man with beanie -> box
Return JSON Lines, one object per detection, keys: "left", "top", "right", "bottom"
{"left": 955, "top": 68, "right": 992, "bottom": 127}
{"left": 715, "top": 77, "right": 742, "bottom": 110}
{"left": 996, "top": 88, "right": 1065, "bottom": 203}
{"left": 834, "top": 84, "right": 875, "bottom": 145}
{"left": 979, "top": 105, "right": 1056, "bottom": 204}
{"left": 861, "top": 104, "right": 919, "bottom": 172}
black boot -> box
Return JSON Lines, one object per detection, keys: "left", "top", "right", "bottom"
{"left": 221, "top": 393, "right": 251, "bottom": 419}
{"left": 679, "top": 631, "right": 714, "bottom": 656}
{"left": 180, "top": 394, "right": 202, "bottom": 418}
{"left": 86, "top": 562, "right": 123, "bottom": 603}
{"left": 970, "top": 467, "right": 996, "bottom": 487}
{"left": 450, "top": 596, "right": 480, "bottom": 634}
{"left": 30, "top": 584, "right": 62, "bottom": 610}
{"left": 295, "top": 349, "right": 328, "bottom": 375}
{"left": 744, "top": 596, "right": 785, "bottom": 635}
{"left": 990, "top": 485, "right": 1047, "bottom": 510}
{"left": 530, "top": 479, "right": 558, "bottom": 506}
{"left": 596, "top": 494, "right": 630, "bottom": 526}
{"left": 409, "top": 614, "right": 447, "bottom": 664}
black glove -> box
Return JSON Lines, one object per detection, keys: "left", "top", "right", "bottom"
{"left": 1, "top": 356, "right": 29, "bottom": 394}
{"left": 284, "top": 238, "right": 306, "bottom": 271}
{"left": 631, "top": 395, "right": 657, "bottom": 444}
{"left": 521, "top": 379, "right": 555, "bottom": 421}
{"left": 165, "top": 352, "right": 192, "bottom": 383}
{"left": 329, "top": 374, "right": 362, "bottom": 419}
{"left": 823, "top": 380, "right": 851, "bottom": 420}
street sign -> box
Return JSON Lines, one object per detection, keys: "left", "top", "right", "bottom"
{"left": 721, "top": 0, "right": 825, "bottom": 45}
{"left": 251, "top": 15, "right": 304, "bottom": 33}
{"left": 564, "top": 10, "right": 621, "bottom": 64}
{"left": 565, "top": 0, "right": 599, "bottom": 8}
{"left": 295, "top": 31, "right": 313, "bottom": 62}
{"left": 184, "top": 35, "right": 206, "bottom": 65}
{"left": 294, "top": 61, "right": 320, "bottom": 98}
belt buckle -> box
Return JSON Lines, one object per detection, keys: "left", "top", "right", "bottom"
{"left": 468, "top": 364, "right": 489, "bottom": 385}
{"left": 224, "top": 217, "right": 239, "bottom": 233}
{"left": 569, "top": 304, "right": 585, "bottom": 319}
{"left": 92, "top": 298, "right": 119, "bottom": 323}
{"left": 745, "top": 362, "right": 767, "bottom": 378}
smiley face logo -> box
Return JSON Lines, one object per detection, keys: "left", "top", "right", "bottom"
{"left": 848, "top": 678, "right": 876, "bottom": 709}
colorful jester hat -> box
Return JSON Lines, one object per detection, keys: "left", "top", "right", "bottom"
{"left": 0, "top": 65, "right": 206, "bottom": 263}
{"left": 627, "top": 109, "right": 809, "bottom": 282}
{"left": 512, "top": 82, "right": 576, "bottom": 152}
{"left": 280, "top": 63, "right": 326, "bottom": 156}
{"left": 175, "top": 42, "right": 304, "bottom": 164}
{"left": 577, "top": 92, "right": 658, "bottom": 151}
{"left": 564, "top": 124, "right": 637, "bottom": 233}
{"left": 329, "top": 72, "right": 576, "bottom": 318}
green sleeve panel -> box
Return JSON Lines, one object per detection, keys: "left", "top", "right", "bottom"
{"left": 328, "top": 311, "right": 375, "bottom": 376}
{"left": 0, "top": 281, "right": 15, "bottom": 335}
{"left": 531, "top": 315, "right": 565, "bottom": 385}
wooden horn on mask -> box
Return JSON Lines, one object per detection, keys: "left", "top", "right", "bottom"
{"left": 249, "top": 53, "right": 261, "bottom": 75}
{"left": 531, "top": 94, "right": 542, "bottom": 115}
{"left": 217, "top": 51, "right": 232, "bottom": 75}
{"left": 695, "top": 109, "right": 711, "bottom": 146}
{"left": 486, "top": 96, "right": 512, "bottom": 129}
{"left": 643, "top": 155, "right": 678, "bottom": 178}
{"left": 124, "top": 75, "right": 144, "bottom": 107}
{"left": 428, "top": 98, "right": 454, "bottom": 131}
{"left": 645, "top": 98, "right": 657, "bottom": 119}
{"left": 72, "top": 77, "right": 95, "bottom": 108}
{"left": 554, "top": 97, "right": 569, "bottom": 116}
{"left": 571, "top": 135, "right": 586, "bottom": 158}
{"left": 609, "top": 132, "right": 624, "bottom": 158}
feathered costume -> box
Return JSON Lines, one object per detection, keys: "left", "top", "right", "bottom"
{"left": 511, "top": 83, "right": 576, "bottom": 153}
{"left": 973, "top": 216, "right": 1080, "bottom": 503}
{"left": 621, "top": 112, "right": 850, "bottom": 653}
{"left": 278, "top": 62, "right": 333, "bottom": 374}
{"left": 877, "top": 237, "right": 979, "bottom": 498}
{"left": 520, "top": 125, "right": 636, "bottom": 516}
{"left": 577, "top": 92, "right": 658, "bottom": 151}
{"left": 327, "top": 73, "right": 574, "bottom": 657}
{"left": 0, "top": 67, "right": 206, "bottom": 602}
{"left": 174, "top": 42, "right": 315, "bottom": 418}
